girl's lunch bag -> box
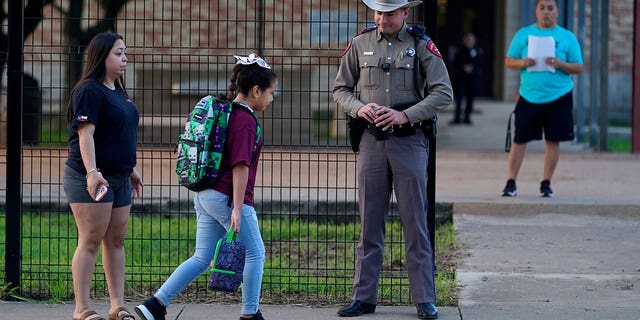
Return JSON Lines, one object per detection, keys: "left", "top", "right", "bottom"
{"left": 209, "top": 230, "right": 245, "bottom": 292}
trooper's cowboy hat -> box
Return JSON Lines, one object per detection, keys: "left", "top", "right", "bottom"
{"left": 362, "top": 0, "right": 422, "bottom": 12}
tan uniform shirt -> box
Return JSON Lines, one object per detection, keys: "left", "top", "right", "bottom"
{"left": 333, "top": 23, "right": 453, "bottom": 124}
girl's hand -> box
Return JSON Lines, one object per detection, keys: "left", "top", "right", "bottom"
{"left": 230, "top": 208, "right": 242, "bottom": 233}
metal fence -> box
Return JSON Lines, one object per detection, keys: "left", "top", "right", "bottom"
{"left": 1, "top": 0, "right": 436, "bottom": 305}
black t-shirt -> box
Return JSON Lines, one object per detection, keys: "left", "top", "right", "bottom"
{"left": 66, "top": 80, "right": 139, "bottom": 174}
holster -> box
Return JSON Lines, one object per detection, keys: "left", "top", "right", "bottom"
{"left": 346, "top": 116, "right": 367, "bottom": 153}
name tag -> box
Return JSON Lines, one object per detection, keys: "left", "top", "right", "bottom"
{"left": 363, "top": 51, "right": 374, "bottom": 56}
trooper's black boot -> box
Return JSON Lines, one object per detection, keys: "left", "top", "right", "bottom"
{"left": 337, "top": 300, "right": 376, "bottom": 317}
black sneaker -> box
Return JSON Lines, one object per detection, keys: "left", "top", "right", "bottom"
{"left": 502, "top": 179, "right": 517, "bottom": 197}
{"left": 540, "top": 180, "right": 554, "bottom": 198}
{"left": 134, "top": 296, "right": 167, "bottom": 320}
{"left": 240, "top": 310, "right": 265, "bottom": 320}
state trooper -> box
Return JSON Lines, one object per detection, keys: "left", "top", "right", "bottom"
{"left": 333, "top": 0, "right": 452, "bottom": 319}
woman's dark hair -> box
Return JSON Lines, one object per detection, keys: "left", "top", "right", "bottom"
{"left": 66, "top": 32, "right": 128, "bottom": 121}
{"left": 227, "top": 63, "right": 277, "bottom": 100}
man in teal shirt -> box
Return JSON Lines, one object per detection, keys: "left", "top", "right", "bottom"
{"left": 502, "top": 0, "right": 583, "bottom": 198}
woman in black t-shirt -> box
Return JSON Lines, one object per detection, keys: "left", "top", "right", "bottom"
{"left": 63, "top": 32, "right": 142, "bottom": 320}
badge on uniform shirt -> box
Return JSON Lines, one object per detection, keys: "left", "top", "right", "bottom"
{"left": 405, "top": 47, "right": 416, "bottom": 57}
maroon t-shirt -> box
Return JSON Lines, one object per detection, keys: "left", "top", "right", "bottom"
{"left": 212, "top": 107, "right": 262, "bottom": 206}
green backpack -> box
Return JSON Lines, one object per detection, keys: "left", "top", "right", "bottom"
{"left": 175, "top": 94, "right": 261, "bottom": 191}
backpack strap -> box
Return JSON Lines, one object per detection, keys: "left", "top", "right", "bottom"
{"left": 229, "top": 101, "right": 262, "bottom": 147}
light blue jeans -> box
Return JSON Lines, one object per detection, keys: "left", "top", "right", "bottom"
{"left": 154, "top": 189, "right": 265, "bottom": 315}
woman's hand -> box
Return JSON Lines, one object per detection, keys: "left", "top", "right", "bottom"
{"left": 130, "top": 168, "right": 144, "bottom": 198}
{"left": 87, "top": 171, "right": 109, "bottom": 201}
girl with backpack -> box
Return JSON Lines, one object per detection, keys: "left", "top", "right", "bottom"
{"left": 135, "top": 54, "right": 278, "bottom": 320}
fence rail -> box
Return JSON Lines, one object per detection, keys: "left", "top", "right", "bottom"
{"left": 1, "top": 0, "right": 434, "bottom": 305}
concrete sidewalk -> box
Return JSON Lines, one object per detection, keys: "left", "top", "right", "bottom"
{"left": 2, "top": 99, "right": 639, "bottom": 319}
{"left": 0, "top": 302, "right": 462, "bottom": 319}
{"left": 438, "top": 100, "right": 640, "bottom": 320}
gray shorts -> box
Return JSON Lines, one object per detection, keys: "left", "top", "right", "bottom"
{"left": 63, "top": 165, "right": 132, "bottom": 208}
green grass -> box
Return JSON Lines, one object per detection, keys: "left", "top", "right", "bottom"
{"left": 607, "top": 135, "right": 631, "bottom": 153}
{"left": 1, "top": 213, "right": 460, "bottom": 306}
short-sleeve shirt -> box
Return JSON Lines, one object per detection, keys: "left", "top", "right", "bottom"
{"left": 66, "top": 81, "right": 139, "bottom": 174}
{"left": 507, "top": 24, "right": 583, "bottom": 104}
{"left": 212, "top": 106, "right": 263, "bottom": 206}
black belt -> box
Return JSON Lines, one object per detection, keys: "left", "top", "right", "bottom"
{"left": 367, "top": 122, "right": 420, "bottom": 139}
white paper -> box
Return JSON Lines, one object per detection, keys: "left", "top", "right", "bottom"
{"left": 527, "top": 35, "right": 555, "bottom": 72}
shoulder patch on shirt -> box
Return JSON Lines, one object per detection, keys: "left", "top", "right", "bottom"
{"left": 426, "top": 39, "right": 442, "bottom": 58}
{"left": 408, "top": 27, "right": 443, "bottom": 59}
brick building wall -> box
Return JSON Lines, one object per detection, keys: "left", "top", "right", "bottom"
{"left": 10, "top": 0, "right": 636, "bottom": 146}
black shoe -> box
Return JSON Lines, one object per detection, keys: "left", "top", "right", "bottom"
{"left": 449, "top": 119, "right": 462, "bottom": 125}
{"left": 240, "top": 310, "right": 265, "bottom": 320}
{"left": 416, "top": 302, "right": 438, "bottom": 319}
{"left": 502, "top": 179, "right": 517, "bottom": 197}
{"left": 540, "top": 180, "right": 554, "bottom": 198}
{"left": 337, "top": 300, "right": 376, "bottom": 317}
{"left": 463, "top": 118, "right": 472, "bottom": 125}
{"left": 134, "top": 296, "right": 167, "bottom": 320}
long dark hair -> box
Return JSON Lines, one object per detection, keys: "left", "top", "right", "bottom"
{"left": 66, "top": 32, "right": 128, "bottom": 122}
{"left": 227, "top": 63, "right": 277, "bottom": 100}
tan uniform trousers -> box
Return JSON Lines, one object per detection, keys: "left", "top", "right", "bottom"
{"left": 352, "top": 129, "right": 436, "bottom": 304}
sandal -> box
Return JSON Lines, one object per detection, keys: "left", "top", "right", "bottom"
{"left": 109, "top": 306, "right": 136, "bottom": 320}
{"left": 73, "top": 309, "right": 107, "bottom": 320}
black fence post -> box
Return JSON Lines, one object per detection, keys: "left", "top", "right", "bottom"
{"left": 5, "top": 0, "right": 24, "bottom": 291}
{"left": 23, "top": 74, "right": 41, "bottom": 145}
{"left": 423, "top": 0, "right": 438, "bottom": 257}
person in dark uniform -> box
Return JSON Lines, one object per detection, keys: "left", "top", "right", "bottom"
{"left": 333, "top": 0, "right": 453, "bottom": 319}
{"left": 451, "top": 32, "right": 482, "bottom": 125}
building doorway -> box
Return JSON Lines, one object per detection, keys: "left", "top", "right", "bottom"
{"left": 436, "top": 0, "right": 496, "bottom": 98}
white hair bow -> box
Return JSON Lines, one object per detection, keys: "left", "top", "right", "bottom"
{"left": 233, "top": 53, "right": 271, "bottom": 69}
